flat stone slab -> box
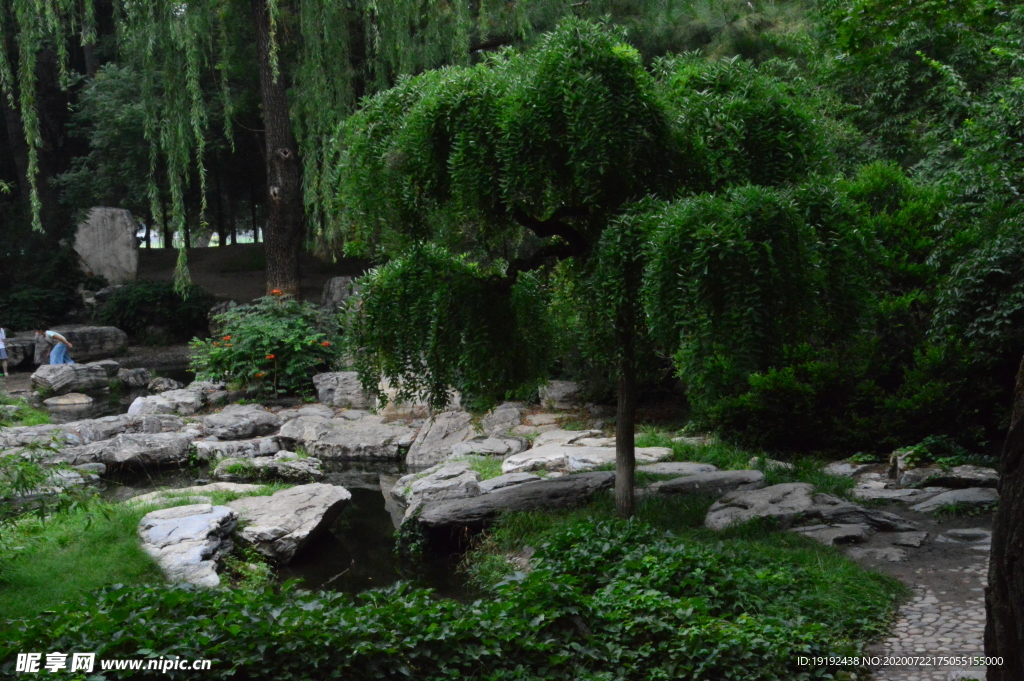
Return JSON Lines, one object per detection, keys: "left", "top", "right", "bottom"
{"left": 194, "top": 436, "right": 280, "bottom": 461}
{"left": 539, "top": 380, "right": 579, "bottom": 410}
{"left": 791, "top": 523, "right": 873, "bottom": 546}
{"left": 909, "top": 487, "right": 999, "bottom": 513}
{"left": 705, "top": 482, "right": 919, "bottom": 532}
{"left": 44, "top": 393, "right": 94, "bottom": 407}
{"left": 277, "top": 414, "right": 417, "bottom": 460}
{"left": 852, "top": 485, "right": 949, "bottom": 503}
{"left": 417, "top": 472, "right": 615, "bottom": 532}
{"left": 392, "top": 461, "right": 483, "bottom": 511}
{"left": 56, "top": 432, "right": 196, "bottom": 467}
{"left": 227, "top": 483, "right": 351, "bottom": 563}
{"left": 276, "top": 404, "right": 336, "bottom": 422}
{"left": 479, "top": 472, "right": 541, "bottom": 493}
{"left": 944, "top": 528, "right": 991, "bottom": 542}
{"left": 637, "top": 462, "right": 718, "bottom": 476}
{"left": 845, "top": 546, "right": 908, "bottom": 563}
{"left": 532, "top": 429, "right": 603, "bottom": 448}
{"left": 213, "top": 452, "right": 324, "bottom": 483}
{"left": 479, "top": 402, "right": 524, "bottom": 435}
{"left": 892, "top": 531, "right": 929, "bottom": 547}
{"left": 451, "top": 436, "right": 528, "bottom": 459}
{"left": 907, "top": 465, "right": 1000, "bottom": 490}
{"left": 32, "top": 363, "right": 111, "bottom": 395}
{"left": 502, "top": 444, "right": 672, "bottom": 475}
{"left": 203, "top": 404, "right": 282, "bottom": 440}
{"left": 138, "top": 504, "right": 237, "bottom": 587}
{"left": 649, "top": 470, "right": 765, "bottom": 496}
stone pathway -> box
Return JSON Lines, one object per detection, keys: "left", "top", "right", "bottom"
{"left": 869, "top": 557, "right": 988, "bottom": 681}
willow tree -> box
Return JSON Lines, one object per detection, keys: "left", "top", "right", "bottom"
{"left": 323, "top": 20, "right": 829, "bottom": 516}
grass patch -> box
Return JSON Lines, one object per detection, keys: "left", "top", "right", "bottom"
{"left": 463, "top": 456, "right": 503, "bottom": 481}
{"left": 0, "top": 392, "right": 50, "bottom": 428}
{"left": 0, "top": 500, "right": 161, "bottom": 620}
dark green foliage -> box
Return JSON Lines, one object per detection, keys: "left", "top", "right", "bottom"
{"left": 0, "top": 287, "right": 73, "bottom": 331}
{"left": 1, "top": 516, "right": 899, "bottom": 680}
{"left": 94, "top": 281, "right": 215, "bottom": 343}
{"left": 348, "top": 247, "right": 550, "bottom": 409}
{"left": 190, "top": 294, "right": 343, "bottom": 396}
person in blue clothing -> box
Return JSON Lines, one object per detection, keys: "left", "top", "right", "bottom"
{"left": 33, "top": 329, "right": 75, "bottom": 365}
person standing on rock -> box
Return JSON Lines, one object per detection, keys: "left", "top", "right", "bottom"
{"left": 0, "top": 326, "right": 8, "bottom": 376}
{"left": 34, "top": 329, "right": 75, "bottom": 365}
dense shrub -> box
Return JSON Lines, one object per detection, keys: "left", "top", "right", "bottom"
{"left": 0, "top": 287, "right": 73, "bottom": 331}
{"left": 190, "top": 293, "right": 343, "bottom": 396}
{"left": 94, "top": 281, "right": 215, "bottom": 343}
{"left": 0, "top": 517, "right": 894, "bottom": 680}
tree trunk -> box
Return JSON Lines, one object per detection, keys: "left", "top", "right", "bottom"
{"left": 985, "top": 353, "right": 1024, "bottom": 680}
{"left": 615, "top": 327, "right": 637, "bottom": 518}
{"left": 251, "top": 0, "right": 303, "bottom": 296}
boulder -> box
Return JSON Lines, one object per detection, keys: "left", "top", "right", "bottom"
{"left": 33, "top": 326, "right": 128, "bottom": 365}
{"left": 203, "top": 404, "right": 282, "bottom": 440}
{"left": 705, "top": 483, "right": 919, "bottom": 532}
{"left": 405, "top": 410, "right": 475, "bottom": 466}
{"left": 501, "top": 443, "right": 673, "bottom": 475}
{"left": 127, "top": 394, "right": 174, "bottom": 416}
{"left": 902, "top": 465, "right": 999, "bottom": 490}
{"left": 480, "top": 402, "right": 524, "bottom": 435}
{"left": 479, "top": 472, "right": 541, "bottom": 493}
{"left": 416, "top": 472, "right": 615, "bottom": 532}
{"left": 823, "top": 461, "right": 873, "bottom": 478}
{"left": 213, "top": 451, "right": 323, "bottom": 483}
{"left": 320, "top": 276, "right": 361, "bottom": 311}
{"left": 226, "top": 483, "right": 351, "bottom": 563}
{"left": 909, "top": 487, "right": 1000, "bottom": 513}
{"left": 649, "top": 470, "right": 765, "bottom": 496}
{"left": 532, "top": 429, "right": 603, "bottom": 448}
{"left": 892, "top": 531, "right": 929, "bottom": 547}
{"left": 450, "top": 435, "right": 528, "bottom": 459}
{"left": 277, "top": 414, "right": 417, "bottom": 460}
{"left": 56, "top": 432, "right": 196, "bottom": 467}
{"left": 137, "top": 504, "right": 236, "bottom": 587}
{"left": 43, "top": 393, "right": 94, "bottom": 407}
{"left": 92, "top": 359, "right": 121, "bottom": 377}
{"left": 129, "top": 388, "right": 204, "bottom": 416}
{"left": 392, "top": 461, "right": 483, "bottom": 509}
{"left": 539, "top": 380, "right": 580, "bottom": 410}
{"left": 636, "top": 462, "right": 718, "bottom": 476}
{"left": 525, "top": 413, "right": 559, "bottom": 427}
{"left": 31, "top": 363, "right": 110, "bottom": 395}
{"left": 791, "top": 523, "right": 873, "bottom": 546}
{"left": 74, "top": 207, "right": 139, "bottom": 284}
{"left": 276, "top": 404, "right": 337, "bottom": 422}
{"left": 148, "top": 376, "right": 184, "bottom": 393}
{"left": 312, "top": 371, "right": 372, "bottom": 409}
{"left": 117, "top": 367, "right": 152, "bottom": 389}
{"left": 193, "top": 437, "right": 280, "bottom": 461}
{"left": 0, "top": 413, "right": 184, "bottom": 450}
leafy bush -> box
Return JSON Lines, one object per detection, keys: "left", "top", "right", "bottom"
{"left": 0, "top": 287, "right": 73, "bottom": 331}
{"left": 1, "top": 516, "right": 897, "bottom": 680}
{"left": 190, "top": 293, "right": 343, "bottom": 396}
{"left": 94, "top": 281, "right": 215, "bottom": 343}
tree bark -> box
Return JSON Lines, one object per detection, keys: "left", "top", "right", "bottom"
{"left": 251, "top": 0, "right": 304, "bottom": 296}
{"left": 985, "top": 353, "right": 1024, "bottom": 680}
{"left": 615, "top": 326, "right": 637, "bottom": 518}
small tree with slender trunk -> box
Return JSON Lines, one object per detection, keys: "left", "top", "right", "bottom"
{"left": 324, "top": 20, "right": 828, "bottom": 516}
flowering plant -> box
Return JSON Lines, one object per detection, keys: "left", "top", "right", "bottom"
{"left": 190, "top": 294, "right": 344, "bottom": 395}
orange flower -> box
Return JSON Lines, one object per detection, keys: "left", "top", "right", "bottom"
{"left": 320, "top": 341, "right": 331, "bottom": 347}
{"left": 266, "top": 354, "right": 276, "bottom": 360}
{"left": 270, "top": 289, "right": 283, "bottom": 296}
{"left": 255, "top": 372, "right": 266, "bottom": 378}
{"left": 222, "top": 335, "right": 232, "bottom": 341}
{"left": 213, "top": 342, "right": 220, "bottom": 347}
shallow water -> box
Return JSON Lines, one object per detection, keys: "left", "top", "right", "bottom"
{"left": 103, "top": 460, "right": 471, "bottom": 599}
{"left": 43, "top": 369, "right": 196, "bottom": 424}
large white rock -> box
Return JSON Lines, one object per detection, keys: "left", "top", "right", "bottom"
{"left": 532, "top": 429, "right": 603, "bottom": 448}
{"left": 501, "top": 444, "right": 673, "bottom": 475}
{"left": 392, "top": 460, "right": 483, "bottom": 510}
{"left": 451, "top": 436, "right": 528, "bottom": 458}
{"left": 277, "top": 414, "right": 417, "bottom": 460}
{"left": 705, "top": 482, "right": 919, "bottom": 532}
{"left": 406, "top": 411, "right": 476, "bottom": 466}
{"left": 213, "top": 451, "right": 323, "bottom": 483}
{"left": 31, "top": 363, "right": 110, "bottom": 395}
{"left": 74, "top": 207, "right": 139, "bottom": 284}
{"left": 227, "top": 483, "right": 351, "bottom": 563}
{"left": 312, "top": 372, "right": 372, "bottom": 409}
{"left": 539, "top": 380, "right": 580, "bottom": 410}
{"left": 479, "top": 402, "right": 524, "bottom": 435}
{"left": 34, "top": 326, "right": 129, "bottom": 365}
{"left": 56, "top": 432, "right": 196, "bottom": 466}
{"left": 203, "top": 404, "right": 282, "bottom": 440}
{"left": 138, "top": 503, "right": 236, "bottom": 587}
{"left": 193, "top": 437, "right": 280, "bottom": 461}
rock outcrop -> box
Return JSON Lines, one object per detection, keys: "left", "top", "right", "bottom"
{"left": 501, "top": 443, "right": 672, "bottom": 475}
{"left": 203, "top": 404, "right": 282, "bottom": 440}
{"left": 909, "top": 488, "right": 999, "bottom": 513}
{"left": 31, "top": 362, "right": 111, "bottom": 395}
{"left": 33, "top": 326, "right": 128, "bottom": 364}
{"left": 226, "top": 483, "right": 351, "bottom": 563}
{"left": 648, "top": 470, "right": 765, "bottom": 496}
{"left": 405, "top": 411, "right": 475, "bottom": 466}
{"left": 312, "top": 371, "right": 372, "bottom": 409}
{"left": 137, "top": 504, "right": 236, "bottom": 587}
{"left": 74, "top": 207, "right": 139, "bottom": 284}
{"left": 213, "top": 452, "right": 324, "bottom": 483}
{"left": 539, "top": 381, "right": 580, "bottom": 410}
{"left": 56, "top": 432, "right": 196, "bottom": 467}
{"left": 277, "top": 414, "right": 416, "bottom": 460}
